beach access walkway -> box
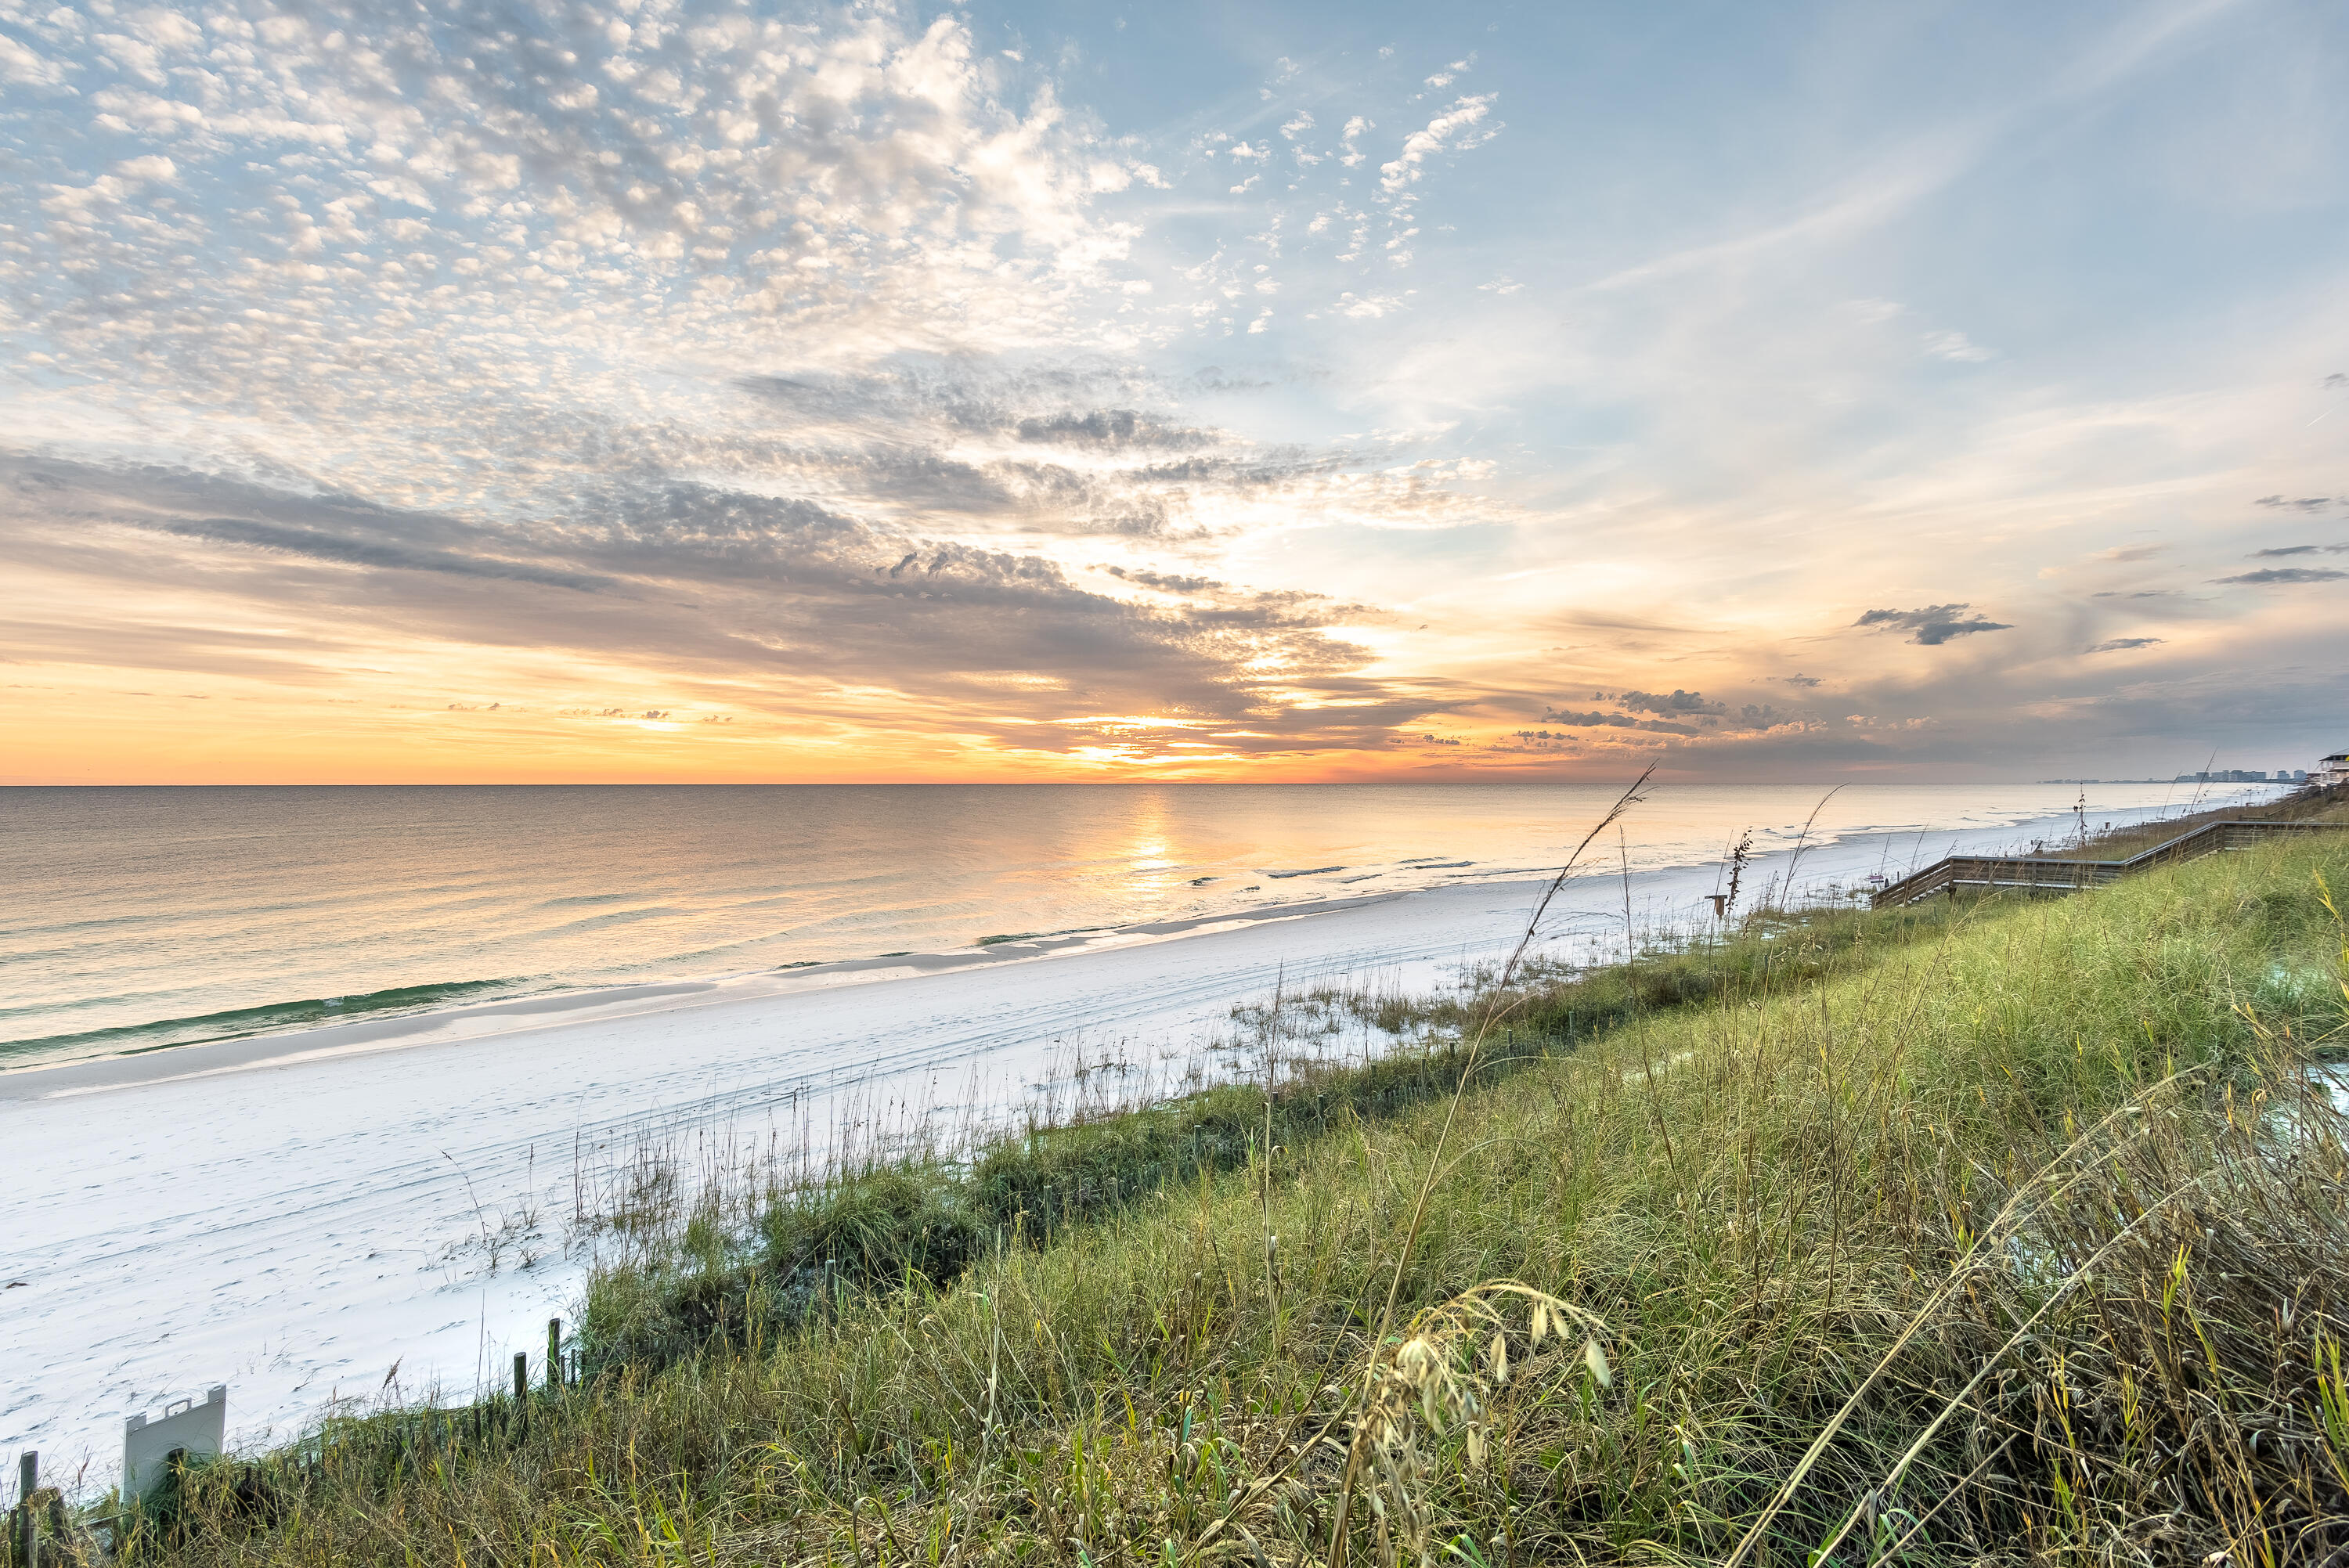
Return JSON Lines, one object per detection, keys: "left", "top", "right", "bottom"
{"left": 1870, "top": 817, "right": 2349, "bottom": 908}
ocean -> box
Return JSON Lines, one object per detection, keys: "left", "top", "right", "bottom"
{"left": 0, "top": 780, "right": 2257, "bottom": 1071}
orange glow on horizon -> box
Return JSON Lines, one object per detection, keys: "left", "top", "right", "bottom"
{"left": 2, "top": 671, "right": 1693, "bottom": 785}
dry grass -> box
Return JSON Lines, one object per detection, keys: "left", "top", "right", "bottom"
{"left": 60, "top": 829, "right": 2349, "bottom": 1567}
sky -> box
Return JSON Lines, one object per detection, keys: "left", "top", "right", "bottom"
{"left": 2, "top": 0, "right": 2344, "bottom": 784}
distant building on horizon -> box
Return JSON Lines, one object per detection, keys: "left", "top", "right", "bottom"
{"left": 2174, "top": 768, "right": 2304, "bottom": 784}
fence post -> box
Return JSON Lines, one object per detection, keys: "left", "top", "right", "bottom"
{"left": 15, "top": 1451, "right": 35, "bottom": 1567}
{"left": 547, "top": 1319, "right": 561, "bottom": 1392}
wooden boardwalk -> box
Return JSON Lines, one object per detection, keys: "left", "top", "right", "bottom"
{"left": 1869, "top": 818, "right": 2349, "bottom": 909}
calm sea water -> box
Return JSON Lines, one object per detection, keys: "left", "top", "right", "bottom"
{"left": 0, "top": 781, "right": 2249, "bottom": 1067}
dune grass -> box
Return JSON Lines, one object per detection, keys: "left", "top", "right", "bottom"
{"left": 80, "top": 828, "right": 2349, "bottom": 1566}
{"left": 2030, "top": 780, "right": 2347, "bottom": 861}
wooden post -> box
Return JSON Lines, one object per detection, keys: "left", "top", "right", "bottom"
{"left": 512, "top": 1351, "right": 527, "bottom": 1404}
{"left": 16, "top": 1451, "right": 35, "bottom": 1567}
{"left": 547, "top": 1318, "right": 561, "bottom": 1392}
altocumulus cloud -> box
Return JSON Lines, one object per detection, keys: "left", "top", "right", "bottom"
{"left": 8, "top": 2, "right": 1156, "bottom": 434}
{"left": 0, "top": 0, "right": 1534, "bottom": 773}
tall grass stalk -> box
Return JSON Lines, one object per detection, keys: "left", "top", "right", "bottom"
{"left": 1323, "top": 767, "right": 1651, "bottom": 1567}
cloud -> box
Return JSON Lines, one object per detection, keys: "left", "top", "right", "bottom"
{"left": 2253, "top": 496, "right": 2337, "bottom": 511}
{"left": 1539, "top": 708, "right": 1700, "bottom": 737}
{"left": 7, "top": 0, "right": 2348, "bottom": 784}
{"left": 155, "top": 515, "right": 621, "bottom": 595}
{"left": 2085, "top": 636, "right": 2163, "bottom": 653}
{"left": 1014, "top": 411, "right": 1215, "bottom": 450}
{"left": 1105, "top": 566, "right": 1221, "bottom": 593}
{"left": 2250, "top": 543, "right": 2349, "bottom": 557}
{"left": 2215, "top": 568, "right": 2348, "bottom": 585}
{"left": 3, "top": 2, "right": 1171, "bottom": 488}
{"left": 1378, "top": 95, "right": 1499, "bottom": 196}
{"left": 1922, "top": 329, "right": 1994, "bottom": 362}
{"left": 111, "top": 154, "right": 177, "bottom": 183}
{"left": 0, "top": 451, "right": 1455, "bottom": 759}
{"left": 1615, "top": 688, "right": 1727, "bottom": 716}
{"left": 0, "top": 30, "right": 70, "bottom": 86}
{"left": 1853, "top": 604, "right": 2014, "bottom": 645}
{"left": 718, "top": 362, "right": 1485, "bottom": 542}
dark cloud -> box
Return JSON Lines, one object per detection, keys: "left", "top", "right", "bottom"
{"left": 1777, "top": 673, "right": 1822, "bottom": 688}
{"left": 2253, "top": 496, "right": 2336, "bottom": 512}
{"left": 1853, "top": 604, "right": 2013, "bottom": 645}
{"left": 156, "top": 516, "right": 621, "bottom": 595}
{"left": 2086, "top": 637, "right": 2163, "bottom": 653}
{"left": 721, "top": 362, "right": 1399, "bottom": 539}
{"left": 1539, "top": 708, "right": 1700, "bottom": 737}
{"left": 1106, "top": 566, "right": 1225, "bottom": 593}
{"left": 2215, "top": 568, "right": 2348, "bottom": 585}
{"left": 2251, "top": 543, "right": 2349, "bottom": 557}
{"left": 1532, "top": 688, "right": 1787, "bottom": 737}
{"left": 1615, "top": 688, "right": 1726, "bottom": 716}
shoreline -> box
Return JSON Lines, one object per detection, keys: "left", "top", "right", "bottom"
{"left": 0, "top": 892, "right": 1405, "bottom": 1101}
{"left": 1, "top": 782, "right": 2277, "bottom": 1085}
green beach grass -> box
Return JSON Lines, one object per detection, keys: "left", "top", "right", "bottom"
{"left": 76, "top": 807, "right": 2349, "bottom": 1566}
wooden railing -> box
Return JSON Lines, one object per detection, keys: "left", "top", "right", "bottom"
{"left": 1869, "top": 819, "right": 2349, "bottom": 909}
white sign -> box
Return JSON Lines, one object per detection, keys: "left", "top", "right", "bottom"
{"left": 123, "top": 1386, "right": 226, "bottom": 1503}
